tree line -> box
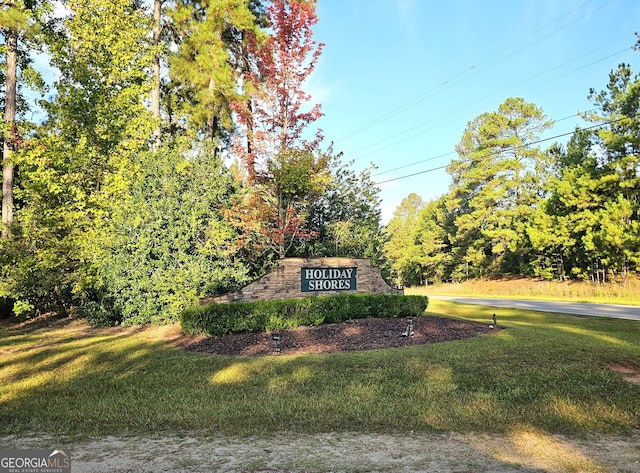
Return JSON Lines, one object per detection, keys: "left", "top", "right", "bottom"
{"left": 1, "top": 1, "right": 638, "bottom": 324}
{"left": 0, "top": 0, "right": 383, "bottom": 323}
{"left": 385, "top": 59, "right": 640, "bottom": 287}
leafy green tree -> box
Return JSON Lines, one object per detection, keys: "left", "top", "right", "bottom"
{"left": 0, "top": 0, "right": 154, "bottom": 316}
{"left": 150, "top": 0, "right": 164, "bottom": 148}
{"left": 383, "top": 193, "right": 425, "bottom": 287}
{"left": 300, "top": 153, "right": 384, "bottom": 261}
{"left": 84, "top": 145, "right": 249, "bottom": 325}
{"left": 446, "top": 97, "right": 553, "bottom": 277}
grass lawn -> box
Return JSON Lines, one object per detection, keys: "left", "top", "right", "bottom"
{"left": 1, "top": 299, "right": 639, "bottom": 439}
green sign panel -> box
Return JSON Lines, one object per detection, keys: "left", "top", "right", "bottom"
{"left": 301, "top": 267, "right": 357, "bottom": 292}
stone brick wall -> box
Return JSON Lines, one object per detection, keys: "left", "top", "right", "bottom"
{"left": 200, "top": 257, "right": 403, "bottom": 304}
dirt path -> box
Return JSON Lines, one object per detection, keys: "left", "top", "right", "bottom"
{"left": 4, "top": 431, "right": 639, "bottom": 472}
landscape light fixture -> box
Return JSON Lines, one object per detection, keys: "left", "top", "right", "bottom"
{"left": 401, "top": 316, "right": 414, "bottom": 337}
{"left": 271, "top": 333, "right": 283, "bottom": 354}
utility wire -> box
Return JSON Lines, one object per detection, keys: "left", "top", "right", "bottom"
{"left": 351, "top": 39, "right": 632, "bottom": 162}
{"left": 374, "top": 115, "right": 629, "bottom": 185}
{"left": 337, "top": 0, "right": 614, "bottom": 143}
{"left": 371, "top": 110, "right": 596, "bottom": 177}
{"left": 371, "top": 151, "right": 456, "bottom": 177}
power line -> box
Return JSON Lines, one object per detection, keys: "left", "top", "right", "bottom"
{"left": 371, "top": 151, "right": 456, "bottom": 177}
{"left": 351, "top": 40, "right": 632, "bottom": 162}
{"left": 336, "top": 0, "right": 615, "bottom": 143}
{"left": 374, "top": 116, "right": 627, "bottom": 185}
{"left": 371, "top": 110, "right": 596, "bottom": 177}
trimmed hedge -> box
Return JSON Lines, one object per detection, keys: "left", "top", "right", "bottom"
{"left": 180, "top": 294, "right": 429, "bottom": 337}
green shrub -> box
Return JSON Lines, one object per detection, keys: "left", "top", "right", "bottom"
{"left": 180, "top": 294, "right": 428, "bottom": 336}
{"left": 83, "top": 147, "right": 250, "bottom": 326}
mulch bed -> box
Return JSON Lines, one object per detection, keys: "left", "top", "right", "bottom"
{"left": 175, "top": 316, "right": 500, "bottom": 357}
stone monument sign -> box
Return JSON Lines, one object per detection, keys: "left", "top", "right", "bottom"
{"left": 201, "top": 257, "right": 402, "bottom": 304}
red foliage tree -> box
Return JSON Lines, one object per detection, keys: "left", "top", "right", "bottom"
{"left": 230, "top": 0, "right": 327, "bottom": 260}
{"left": 233, "top": 0, "right": 324, "bottom": 180}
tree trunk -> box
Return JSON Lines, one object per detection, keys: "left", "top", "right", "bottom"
{"left": 150, "top": 0, "right": 162, "bottom": 149}
{"left": 240, "top": 32, "right": 256, "bottom": 183}
{"left": 2, "top": 30, "right": 18, "bottom": 239}
{"left": 245, "top": 98, "right": 256, "bottom": 183}
{"left": 204, "top": 77, "right": 219, "bottom": 142}
{"left": 277, "top": 191, "right": 285, "bottom": 259}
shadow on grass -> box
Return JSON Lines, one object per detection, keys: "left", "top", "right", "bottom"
{"left": 0, "top": 305, "right": 639, "bottom": 438}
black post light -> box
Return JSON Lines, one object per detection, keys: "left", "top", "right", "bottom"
{"left": 271, "top": 333, "right": 283, "bottom": 354}
{"left": 401, "top": 316, "right": 414, "bottom": 337}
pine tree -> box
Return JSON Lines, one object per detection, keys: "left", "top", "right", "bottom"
{"left": 169, "top": 0, "right": 259, "bottom": 143}
{"left": 534, "top": 64, "right": 640, "bottom": 281}
{"left": 587, "top": 63, "right": 640, "bottom": 278}
{"left": 415, "top": 196, "right": 454, "bottom": 284}
{"left": 446, "top": 97, "right": 553, "bottom": 277}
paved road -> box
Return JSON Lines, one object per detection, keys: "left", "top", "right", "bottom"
{"left": 430, "top": 296, "right": 640, "bottom": 321}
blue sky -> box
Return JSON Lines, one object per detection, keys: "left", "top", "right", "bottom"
{"left": 308, "top": 0, "right": 640, "bottom": 222}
